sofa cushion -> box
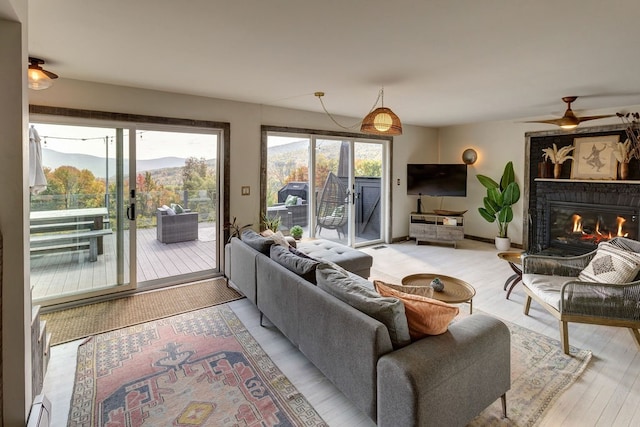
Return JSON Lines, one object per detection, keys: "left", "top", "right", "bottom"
{"left": 297, "top": 239, "right": 372, "bottom": 278}
{"left": 522, "top": 273, "right": 574, "bottom": 311}
{"left": 241, "top": 229, "right": 274, "bottom": 255}
{"left": 289, "top": 246, "right": 315, "bottom": 260}
{"left": 316, "top": 263, "right": 411, "bottom": 349}
{"left": 160, "top": 204, "right": 176, "bottom": 215}
{"left": 373, "top": 279, "right": 435, "bottom": 298}
{"left": 270, "top": 244, "right": 319, "bottom": 284}
{"left": 261, "top": 229, "right": 290, "bottom": 247}
{"left": 284, "top": 194, "right": 298, "bottom": 206}
{"left": 171, "top": 203, "right": 185, "bottom": 214}
{"left": 375, "top": 281, "right": 459, "bottom": 339}
{"left": 578, "top": 241, "right": 640, "bottom": 284}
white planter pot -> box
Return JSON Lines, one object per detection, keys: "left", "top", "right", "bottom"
{"left": 495, "top": 237, "right": 511, "bottom": 251}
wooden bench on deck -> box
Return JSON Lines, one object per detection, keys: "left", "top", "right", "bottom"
{"left": 30, "top": 208, "right": 111, "bottom": 262}
{"left": 30, "top": 229, "right": 113, "bottom": 262}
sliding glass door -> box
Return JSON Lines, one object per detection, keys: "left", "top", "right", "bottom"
{"left": 134, "top": 128, "right": 218, "bottom": 286}
{"left": 354, "top": 141, "right": 384, "bottom": 244}
{"left": 265, "top": 130, "right": 388, "bottom": 247}
{"left": 29, "top": 118, "right": 222, "bottom": 306}
{"left": 29, "top": 122, "right": 132, "bottom": 303}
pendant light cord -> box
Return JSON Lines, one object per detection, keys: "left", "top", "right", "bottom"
{"left": 315, "top": 89, "right": 384, "bottom": 131}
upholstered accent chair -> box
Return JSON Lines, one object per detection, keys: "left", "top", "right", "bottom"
{"left": 522, "top": 237, "right": 640, "bottom": 354}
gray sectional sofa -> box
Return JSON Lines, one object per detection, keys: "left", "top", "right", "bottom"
{"left": 224, "top": 231, "right": 511, "bottom": 427}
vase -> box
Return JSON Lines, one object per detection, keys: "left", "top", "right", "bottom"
{"left": 495, "top": 237, "right": 511, "bottom": 251}
{"left": 553, "top": 163, "right": 562, "bottom": 179}
{"left": 619, "top": 162, "right": 629, "bottom": 180}
{"left": 538, "top": 162, "right": 552, "bottom": 178}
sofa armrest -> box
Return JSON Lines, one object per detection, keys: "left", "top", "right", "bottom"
{"left": 522, "top": 251, "right": 595, "bottom": 276}
{"left": 377, "top": 314, "right": 510, "bottom": 427}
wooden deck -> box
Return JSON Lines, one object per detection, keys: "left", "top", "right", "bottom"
{"left": 30, "top": 220, "right": 379, "bottom": 302}
{"left": 30, "top": 222, "right": 217, "bottom": 301}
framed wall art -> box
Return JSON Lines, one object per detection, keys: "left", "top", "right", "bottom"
{"left": 570, "top": 135, "right": 619, "bottom": 180}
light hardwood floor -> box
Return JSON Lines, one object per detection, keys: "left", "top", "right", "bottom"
{"left": 42, "top": 239, "right": 640, "bottom": 426}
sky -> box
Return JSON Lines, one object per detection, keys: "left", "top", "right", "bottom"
{"left": 30, "top": 122, "right": 217, "bottom": 160}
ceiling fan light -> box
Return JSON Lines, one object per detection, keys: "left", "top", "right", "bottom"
{"left": 361, "top": 107, "right": 402, "bottom": 135}
{"left": 28, "top": 68, "right": 53, "bottom": 90}
{"left": 558, "top": 115, "right": 579, "bottom": 129}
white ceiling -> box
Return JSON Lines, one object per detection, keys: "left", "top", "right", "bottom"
{"left": 28, "top": 0, "right": 640, "bottom": 128}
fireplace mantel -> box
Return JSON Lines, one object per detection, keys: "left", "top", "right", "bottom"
{"left": 535, "top": 178, "right": 640, "bottom": 184}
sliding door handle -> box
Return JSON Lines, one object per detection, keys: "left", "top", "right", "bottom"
{"left": 126, "top": 203, "right": 136, "bottom": 220}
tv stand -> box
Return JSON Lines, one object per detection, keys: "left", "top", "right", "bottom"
{"left": 409, "top": 212, "right": 464, "bottom": 248}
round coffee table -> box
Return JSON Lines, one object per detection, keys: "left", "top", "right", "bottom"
{"left": 401, "top": 273, "right": 476, "bottom": 314}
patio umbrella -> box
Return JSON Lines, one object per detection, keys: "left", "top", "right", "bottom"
{"left": 337, "top": 141, "right": 349, "bottom": 178}
{"left": 29, "top": 125, "right": 47, "bottom": 195}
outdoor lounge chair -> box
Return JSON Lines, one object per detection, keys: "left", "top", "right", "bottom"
{"left": 522, "top": 237, "right": 640, "bottom": 354}
{"left": 156, "top": 208, "right": 198, "bottom": 243}
{"left": 316, "top": 172, "right": 348, "bottom": 238}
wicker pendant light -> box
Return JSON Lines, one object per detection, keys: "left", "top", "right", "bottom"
{"left": 315, "top": 88, "right": 402, "bottom": 135}
{"left": 360, "top": 106, "right": 402, "bottom": 135}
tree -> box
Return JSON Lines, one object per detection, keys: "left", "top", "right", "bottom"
{"left": 355, "top": 159, "right": 381, "bottom": 177}
{"left": 136, "top": 172, "right": 158, "bottom": 216}
{"left": 44, "top": 166, "right": 104, "bottom": 209}
{"left": 183, "top": 157, "right": 208, "bottom": 191}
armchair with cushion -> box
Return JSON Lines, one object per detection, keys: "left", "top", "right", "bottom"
{"left": 271, "top": 195, "right": 308, "bottom": 227}
{"left": 156, "top": 207, "right": 198, "bottom": 243}
{"left": 522, "top": 237, "right": 640, "bottom": 354}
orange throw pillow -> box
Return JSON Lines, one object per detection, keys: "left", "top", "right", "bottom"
{"left": 372, "top": 280, "right": 434, "bottom": 298}
{"left": 374, "top": 280, "right": 459, "bottom": 339}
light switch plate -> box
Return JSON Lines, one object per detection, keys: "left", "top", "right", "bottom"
{"left": 241, "top": 186, "right": 250, "bottom": 196}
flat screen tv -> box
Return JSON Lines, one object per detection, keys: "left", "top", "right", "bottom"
{"left": 407, "top": 164, "right": 467, "bottom": 196}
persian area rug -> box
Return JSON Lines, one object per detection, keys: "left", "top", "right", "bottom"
{"left": 68, "top": 304, "right": 326, "bottom": 427}
{"left": 468, "top": 318, "right": 592, "bottom": 426}
{"left": 43, "top": 278, "right": 242, "bottom": 345}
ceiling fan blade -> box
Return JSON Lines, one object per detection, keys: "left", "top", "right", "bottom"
{"left": 42, "top": 69, "right": 58, "bottom": 79}
{"left": 523, "top": 118, "right": 566, "bottom": 126}
{"left": 524, "top": 96, "right": 615, "bottom": 128}
{"left": 576, "top": 114, "right": 615, "bottom": 123}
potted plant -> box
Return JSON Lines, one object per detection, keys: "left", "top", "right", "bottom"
{"left": 261, "top": 212, "right": 282, "bottom": 232}
{"left": 476, "top": 161, "right": 521, "bottom": 250}
{"left": 290, "top": 225, "right": 303, "bottom": 240}
{"left": 223, "top": 217, "right": 252, "bottom": 242}
{"left": 541, "top": 143, "right": 574, "bottom": 179}
{"left": 611, "top": 138, "right": 632, "bottom": 180}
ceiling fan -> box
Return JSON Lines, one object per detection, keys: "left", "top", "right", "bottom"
{"left": 526, "top": 96, "right": 614, "bottom": 129}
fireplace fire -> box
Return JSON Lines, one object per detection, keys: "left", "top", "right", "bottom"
{"left": 548, "top": 202, "right": 638, "bottom": 252}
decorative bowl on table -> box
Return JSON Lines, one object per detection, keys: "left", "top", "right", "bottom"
{"left": 430, "top": 277, "right": 445, "bottom": 292}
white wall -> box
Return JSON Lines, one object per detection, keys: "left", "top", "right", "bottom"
{"left": 438, "top": 109, "right": 640, "bottom": 245}
{"left": 28, "top": 78, "right": 439, "bottom": 240}
{"left": 1, "top": 0, "right": 31, "bottom": 424}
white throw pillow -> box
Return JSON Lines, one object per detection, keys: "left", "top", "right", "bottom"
{"left": 578, "top": 241, "right": 640, "bottom": 284}
{"left": 260, "top": 229, "right": 289, "bottom": 247}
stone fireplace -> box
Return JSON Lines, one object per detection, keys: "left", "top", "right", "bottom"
{"left": 525, "top": 124, "right": 640, "bottom": 254}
